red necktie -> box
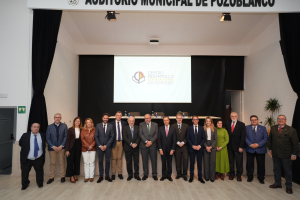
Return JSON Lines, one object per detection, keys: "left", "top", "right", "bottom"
{"left": 278, "top": 126, "right": 281, "bottom": 134}
{"left": 166, "top": 126, "right": 169, "bottom": 137}
{"left": 231, "top": 121, "right": 235, "bottom": 133}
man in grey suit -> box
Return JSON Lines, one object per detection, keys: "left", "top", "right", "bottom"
{"left": 139, "top": 114, "right": 158, "bottom": 181}
{"left": 95, "top": 113, "right": 114, "bottom": 183}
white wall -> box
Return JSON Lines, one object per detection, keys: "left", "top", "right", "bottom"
{"left": 0, "top": 0, "right": 32, "bottom": 140}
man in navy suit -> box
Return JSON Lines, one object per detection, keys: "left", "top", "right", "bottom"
{"left": 95, "top": 113, "right": 115, "bottom": 183}
{"left": 109, "top": 111, "right": 127, "bottom": 180}
{"left": 245, "top": 115, "right": 268, "bottom": 184}
{"left": 158, "top": 116, "right": 176, "bottom": 181}
{"left": 187, "top": 115, "right": 206, "bottom": 183}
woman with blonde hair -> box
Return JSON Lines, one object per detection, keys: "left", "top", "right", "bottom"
{"left": 81, "top": 118, "right": 96, "bottom": 182}
{"left": 203, "top": 117, "right": 218, "bottom": 182}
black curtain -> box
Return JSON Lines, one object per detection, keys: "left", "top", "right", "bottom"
{"left": 27, "top": 10, "right": 62, "bottom": 133}
{"left": 279, "top": 13, "right": 300, "bottom": 185}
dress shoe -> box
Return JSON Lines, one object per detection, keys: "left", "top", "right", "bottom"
{"left": 189, "top": 177, "right": 193, "bottom": 183}
{"left": 220, "top": 173, "right": 224, "bottom": 181}
{"left": 229, "top": 175, "right": 234, "bottom": 180}
{"left": 21, "top": 185, "right": 28, "bottom": 190}
{"left": 97, "top": 177, "right": 103, "bottom": 183}
{"left": 112, "top": 175, "right": 115, "bottom": 180}
{"left": 205, "top": 179, "right": 209, "bottom": 181}
{"left": 90, "top": 178, "right": 94, "bottom": 182}
{"left": 118, "top": 174, "right": 123, "bottom": 180}
{"left": 74, "top": 176, "right": 78, "bottom": 181}
{"left": 127, "top": 176, "right": 133, "bottom": 181}
{"left": 84, "top": 178, "right": 89, "bottom": 182}
{"left": 259, "top": 180, "right": 265, "bottom": 184}
{"left": 183, "top": 177, "right": 188, "bottom": 181}
{"left": 286, "top": 187, "right": 293, "bottom": 194}
{"left": 105, "top": 176, "right": 112, "bottom": 182}
{"left": 153, "top": 176, "right": 158, "bottom": 181}
{"left": 47, "top": 178, "right": 54, "bottom": 184}
{"left": 237, "top": 176, "right": 242, "bottom": 182}
{"left": 134, "top": 176, "right": 141, "bottom": 181}
{"left": 160, "top": 177, "right": 166, "bottom": 181}
{"left": 167, "top": 177, "right": 173, "bottom": 182}
{"left": 38, "top": 184, "right": 43, "bottom": 188}
{"left": 215, "top": 173, "right": 219, "bottom": 180}
{"left": 269, "top": 183, "right": 282, "bottom": 188}
{"left": 142, "top": 176, "right": 148, "bottom": 180}
{"left": 61, "top": 177, "right": 65, "bottom": 183}
{"left": 70, "top": 177, "right": 76, "bottom": 183}
{"left": 198, "top": 178, "right": 205, "bottom": 184}
{"left": 210, "top": 179, "right": 214, "bottom": 182}
{"left": 176, "top": 175, "right": 182, "bottom": 179}
{"left": 247, "top": 178, "right": 253, "bottom": 182}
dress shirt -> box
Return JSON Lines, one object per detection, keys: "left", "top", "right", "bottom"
{"left": 130, "top": 126, "right": 134, "bottom": 146}
{"left": 145, "top": 122, "right": 151, "bottom": 143}
{"left": 231, "top": 120, "right": 237, "bottom": 128}
{"left": 103, "top": 123, "right": 107, "bottom": 132}
{"left": 75, "top": 128, "right": 80, "bottom": 139}
{"left": 27, "top": 132, "right": 43, "bottom": 160}
{"left": 252, "top": 126, "right": 257, "bottom": 132}
{"left": 115, "top": 120, "right": 123, "bottom": 141}
{"left": 193, "top": 125, "right": 198, "bottom": 132}
{"left": 165, "top": 125, "right": 170, "bottom": 132}
{"left": 177, "top": 123, "right": 185, "bottom": 145}
{"left": 206, "top": 128, "right": 211, "bottom": 140}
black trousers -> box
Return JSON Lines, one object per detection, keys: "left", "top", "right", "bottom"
{"left": 161, "top": 151, "right": 173, "bottom": 178}
{"left": 273, "top": 156, "right": 293, "bottom": 188}
{"left": 175, "top": 146, "right": 188, "bottom": 177}
{"left": 97, "top": 148, "right": 112, "bottom": 177}
{"left": 124, "top": 148, "right": 139, "bottom": 176}
{"left": 189, "top": 150, "right": 203, "bottom": 177}
{"left": 66, "top": 139, "right": 81, "bottom": 177}
{"left": 246, "top": 152, "right": 265, "bottom": 181}
{"left": 228, "top": 149, "right": 243, "bottom": 177}
{"left": 21, "top": 156, "right": 44, "bottom": 187}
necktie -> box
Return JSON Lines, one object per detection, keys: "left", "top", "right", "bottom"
{"left": 131, "top": 126, "right": 134, "bottom": 139}
{"left": 166, "top": 126, "right": 169, "bottom": 137}
{"left": 56, "top": 125, "right": 59, "bottom": 142}
{"left": 34, "top": 135, "right": 39, "bottom": 158}
{"left": 253, "top": 127, "right": 256, "bottom": 138}
{"left": 178, "top": 125, "right": 181, "bottom": 133}
{"left": 147, "top": 123, "right": 150, "bottom": 135}
{"left": 117, "top": 121, "right": 121, "bottom": 141}
{"left": 103, "top": 125, "right": 106, "bottom": 134}
{"left": 195, "top": 126, "right": 198, "bottom": 144}
{"left": 278, "top": 126, "right": 282, "bottom": 134}
{"left": 231, "top": 121, "right": 235, "bottom": 133}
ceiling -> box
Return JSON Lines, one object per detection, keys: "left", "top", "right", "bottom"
{"left": 61, "top": 11, "right": 278, "bottom": 46}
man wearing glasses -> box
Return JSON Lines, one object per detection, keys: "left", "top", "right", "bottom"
{"left": 245, "top": 115, "right": 268, "bottom": 184}
{"left": 269, "top": 115, "right": 299, "bottom": 194}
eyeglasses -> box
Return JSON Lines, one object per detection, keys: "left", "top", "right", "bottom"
{"left": 192, "top": 119, "right": 199, "bottom": 121}
{"left": 277, "top": 118, "right": 286, "bottom": 120}
{"left": 250, "top": 119, "right": 258, "bottom": 121}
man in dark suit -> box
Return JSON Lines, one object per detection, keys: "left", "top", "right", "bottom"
{"left": 269, "top": 115, "right": 299, "bottom": 194}
{"left": 139, "top": 114, "right": 158, "bottom": 181}
{"left": 225, "top": 112, "right": 246, "bottom": 182}
{"left": 187, "top": 115, "right": 206, "bottom": 183}
{"left": 245, "top": 115, "right": 268, "bottom": 184}
{"left": 123, "top": 116, "right": 141, "bottom": 181}
{"left": 171, "top": 113, "right": 189, "bottom": 181}
{"left": 158, "top": 116, "right": 176, "bottom": 181}
{"left": 19, "top": 123, "right": 46, "bottom": 190}
{"left": 109, "top": 111, "right": 127, "bottom": 180}
{"left": 95, "top": 113, "right": 115, "bottom": 183}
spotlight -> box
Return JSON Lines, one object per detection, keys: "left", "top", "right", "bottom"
{"left": 105, "top": 11, "right": 119, "bottom": 21}
{"left": 220, "top": 13, "right": 231, "bottom": 22}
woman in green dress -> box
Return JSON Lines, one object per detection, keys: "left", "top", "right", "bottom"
{"left": 215, "top": 119, "right": 230, "bottom": 180}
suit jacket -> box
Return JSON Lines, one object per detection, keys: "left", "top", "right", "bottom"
{"left": 269, "top": 125, "right": 300, "bottom": 159}
{"left": 203, "top": 127, "right": 218, "bottom": 151}
{"left": 171, "top": 123, "right": 188, "bottom": 150}
{"left": 65, "top": 127, "right": 82, "bottom": 152}
{"left": 46, "top": 123, "right": 68, "bottom": 151}
{"left": 226, "top": 120, "right": 246, "bottom": 152}
{"left": 123, "top": 125, "right": 140, "bottom": 152}
{"left": 139, "top": 121, "right": 158, "bottom": 150}
{"left": 109, "top": 120, "right": 127, "bottom": 148}
{"left": 19, "top": 132, "right": 46, "bottom": 164}
{"left": 245, "top": 125, "right": 268, "bottom": 154}
{"left": 186, "top": 125, "right": 206, "bottom": 153}
{"left": 95, "top": 123, "right": 114, "bottom": 149}
{"left": 158, "top": 125, "right": 176, "bottom": 152}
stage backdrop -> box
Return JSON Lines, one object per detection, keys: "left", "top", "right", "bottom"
{"left": 78, "top": 55, "right": 244, "bottom": 125}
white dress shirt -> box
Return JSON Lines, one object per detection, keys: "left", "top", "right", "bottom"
{"left": 75, "top": 128, "right": 80, "bottom": 139}
{"left": 145, "top": 122, "right": 151, "bottom": 143}
{"left": 27, "top": 132, "right": 43, "bottom": 160}
{"left": 177, "top": 123, "right": 185, "bottom": 145}
{"left": 115, "top": 120, "right": 123, "bottom": 141}
{"left": 103, "top": 123, "right": 107, "bottom": 132}
{"left": 207, "top": 128, "right": 211, "bottom": 140}
{"left": 231, "top": 120, "right": 237, "bottom": 128}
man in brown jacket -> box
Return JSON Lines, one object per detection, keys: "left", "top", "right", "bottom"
{"left": 269, "top": 114, "right": 299, "bottom": 194}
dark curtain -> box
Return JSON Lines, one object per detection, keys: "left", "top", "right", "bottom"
{"left": 279, "top": 13, "right": 300, "bottom": 185}
{"left": 27, "top": 10, "right": 62, "bottom": 133}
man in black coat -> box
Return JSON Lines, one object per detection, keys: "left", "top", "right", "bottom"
{"left": 158, "top": 116, "right": 176, "bottom": 181}
{"left": 226, "top": 112, "right": 246, "bottom": 182}
{"left": 19, "top": 123, "right": 46, "bottom": 190}
{"left": 122, "top": 116, "right": 141, "bottom": 181}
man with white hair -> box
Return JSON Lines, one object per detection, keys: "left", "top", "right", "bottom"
{"left": 225, "top": 112, "right": 246, "bottom": 182}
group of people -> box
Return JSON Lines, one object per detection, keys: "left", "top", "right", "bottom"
{"left": 19, "top": 111, "right": 299, "bottom": 194}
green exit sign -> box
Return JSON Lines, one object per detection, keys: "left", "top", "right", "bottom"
{"left": 18, "top": 106, "right": 26, "bottom": 114}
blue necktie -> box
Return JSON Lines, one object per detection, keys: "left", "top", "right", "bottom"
{"left": 117, "top": 122, "right": 121, "bottom": 141}
{"left": 34, "top": 135, "right": 39, "bottom": 158}
{"left": 253, "top": 127, "right": 256, "bottom": 138}
{"left": 131, "top": 126, "right": 134, "bottom": 139}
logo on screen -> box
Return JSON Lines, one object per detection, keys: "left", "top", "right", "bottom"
{"left": 68, "top": 0, "right": 79, "bottom": 6}
{"left": 132, "top": 71, "right": 145, "bottom": 84}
